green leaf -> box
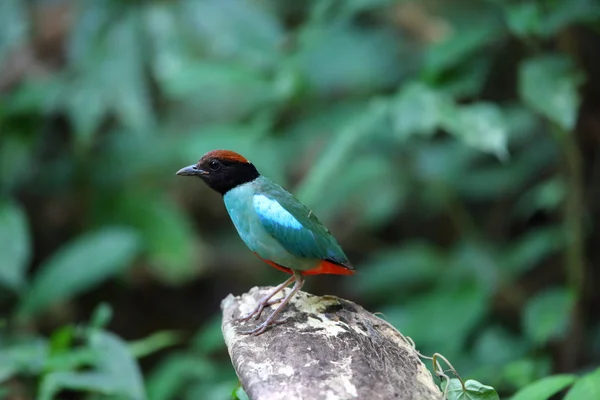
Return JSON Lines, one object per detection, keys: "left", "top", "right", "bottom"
{"left": 160, "top": 60, "right": 276, "bottom": 121}
{"left": 146, "top": 354, "right": 218, "bottom": 400}
{"left": 188, "top": 381, "right": 242, "bottom": 400}
{"left": 106, "top": 10, "right": 154, "bottom": 134}
{"left": 296, "top": 99, "right": 388, "bottom": 206}
{"left": 49, "top": 325, "right": 75, "bottom": 355}
{"left": 450, "top": 241, "right": 501, "bottom": 292}
{"left": 565, "top": 368, "right": 600, "bottom": 400}
{"left": 134, "top": 198, "right": 199, "bottom": 283}
{"left": 18, "top": 227, "right": 141, "bottom": 317}
{"left": 294, "top": 23, "right": 402, "bottom": 94}
{"left": 4, "top": 77, "right": 63, "bottom": 115}
{"left": 503, "top": 2, "right": 543, "bottom": 38}
{"left": 515, "top": 178, "right": 566, "bottom": 219}
{"left": 66, "top": 6, "right": 153, "bottom": 145}
{"left": 539, "top": 0, "right": 600, "bottom": 36}
{"left": 0, "top": 134, "right": 36, "bottom": 191}
{"left": 182, "top": 0, "right": 283, "bottom": 69}
{"left": 503, "top": 227, "right": 565, "bottom": 276}
{"left": 0, "top": 200, "right": 30, "bottom": 291}
{"left": 307, "top": 155, "right": 406, "bottom": 226}
{"left": 502, "top": 357, "right": 552, "bottom": 390}
{"left": 65, "top": 75, "right": 108, "bottom": 146}
{"left": 503, "top": 0, "right": 600, "bottom": 39}
{"left": 519, "top": 55, "right": 584, "bottom": 130}
{"left": 385, "top": 284, "right": 489, "bottom": 351}
{"left": 88, "top": 330, "right": 147, "bottom": 400}
{"left": 454, "top": 139, "right": 556, "bottom": 201}
{"left": 89, "top": 302, "right": 113, "bottom": 329}
{"left": 232, "top": 385, "right": 250, "bottom": 400}
{"left": 473, "top": 327, "right": 528, "bottom": 367}
{"left": 512, "top": 374, "right": 576, "bottom": 400}
{"left": 523, "top": 287, "right": 574, "bottom": 345}
{"left": 425, "top": 21, "right": 502, "bottom": 76}
{"left": 392, "top": 82, "right": 449, "bottom": 139}
{"left": 502, "top": 105, "right": 541, "bottom": 144}
{"left": 42, "top": 348, "right": 96, "bottom": 372}
{"left": 65, "top": 0, "right": 111, "bottom": 147}
{"left": 64, "top": 1, "right": 112, "bottom": 145}
{"left": 411, "top": 140, "right": 479, "bottom": 187}
{"left": 67, "top": 0, "right": 112, "bottom": 66}
{"left": 444, "top": 379, "right": 499, "bottom": 400}
{"left": 441, "top": 102, "right": 509, "bottom": 160}
{"left": 192, "top": 315, "right": 226, "bottom": 355}
{"left": 94, "top": 193, "right": 199, "bottom": 284}
{"left": 39, "top": 371, "right": 118, "bottom": 400}
{"left": 129, "top": 331, "right": 182, "bottom": 359}
{"left": 0, "top": 337, "right": 48, "bottom": 382}
{"left": 144, "top": 3, "right": 190, "bottom": 93}
{"left": 353, "top": 242, "right": 444, "bottom": 300}
{"left": 438, "top": 56, "right": 493, "bottom": 98}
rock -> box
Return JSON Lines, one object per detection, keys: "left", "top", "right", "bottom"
{"left": 221, "top": 287, "right": 443, "bottom": 400}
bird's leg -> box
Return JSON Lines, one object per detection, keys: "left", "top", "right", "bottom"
{"left": 236, "top": 274, "right": 296, "bottom": 322}
{"left": 241, "top": 271, "right": 305, "bottom": 336}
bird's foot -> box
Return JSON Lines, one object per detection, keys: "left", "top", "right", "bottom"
{"left": 236, "top": 298, "right": 283, "bottom": 322}
{"left": 240, "top": 317, "right": 289, "bottom": 336}
{"left": 238, "top": 271, "right": 304, "bottom": 336}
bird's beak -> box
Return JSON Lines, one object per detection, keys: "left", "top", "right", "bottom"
{"left": 176, "top": 165, "right": 208, "bottom": 176}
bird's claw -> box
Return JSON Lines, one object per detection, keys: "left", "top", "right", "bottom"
{"left": 236, "top": 298, "right": 282, "bottom": 322}
{"left": 240, "top": 317, "right": 290, "bottom": 336}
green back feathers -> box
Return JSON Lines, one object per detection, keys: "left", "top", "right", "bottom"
{"left": 252, "top": 179, "right": 350, "bottom": 267}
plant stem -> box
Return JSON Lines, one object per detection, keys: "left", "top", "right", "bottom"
{"left": 554, "top": 125, "right": 586, "bottom": 371}
{"left": 553, "top": 124, "right": 585, "bottom": 299}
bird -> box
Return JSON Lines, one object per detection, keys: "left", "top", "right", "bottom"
{"left": 176, "top": 150, "right": 354, "bottom": 335}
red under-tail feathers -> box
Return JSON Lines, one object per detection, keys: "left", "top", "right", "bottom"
{"left": 254, "top": 254, "right": 355, "bottom": 276}
{"left": 303, "top": 259, "right": 355, "bottom": 275}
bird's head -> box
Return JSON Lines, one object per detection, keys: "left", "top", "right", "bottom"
{"left": 176, "top": 150, "right": 260, "bottom": 195}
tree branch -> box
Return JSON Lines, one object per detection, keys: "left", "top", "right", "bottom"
{"left": 221, "top": 287, "right": 443, "bottom": 400}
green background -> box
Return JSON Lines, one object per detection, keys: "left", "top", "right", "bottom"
{"left": 1, "top": 0, "right": 600, "bottom": 399}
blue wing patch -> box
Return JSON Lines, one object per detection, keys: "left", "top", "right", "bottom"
{"left": 252, "top": 192, "right": 349, "bottom": 265}
{"left": 253, "top": 195, "right": 303, "bottom": 230}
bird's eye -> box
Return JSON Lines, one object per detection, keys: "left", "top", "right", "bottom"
{"left": 208, "top": 160, "right": 221, "bottom": 171}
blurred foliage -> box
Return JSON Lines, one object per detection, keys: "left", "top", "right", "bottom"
{"left": 1, "top": 0, "right": 600, "bottom": 399}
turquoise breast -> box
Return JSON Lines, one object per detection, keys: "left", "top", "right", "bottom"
{"left": 223, "top": 177, "right": 319, "bottom": 271}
